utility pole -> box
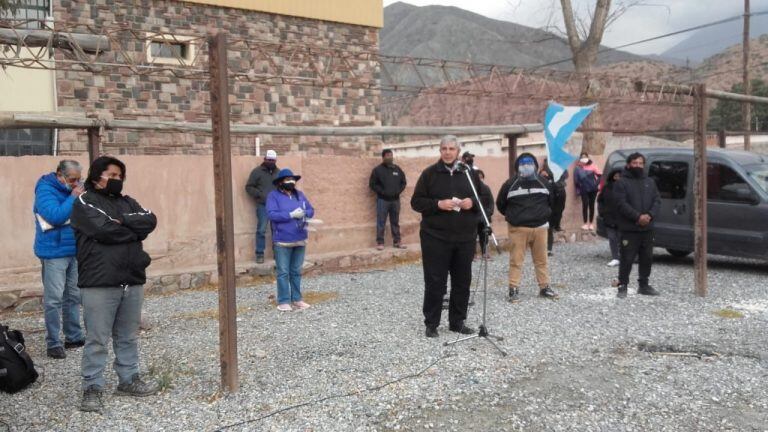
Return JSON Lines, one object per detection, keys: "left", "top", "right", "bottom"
{"left": 743, "top": 0, "right": 751, "bottom": 151}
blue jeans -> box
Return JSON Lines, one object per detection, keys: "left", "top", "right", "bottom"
{"left": 376, "top": 198, "right": 401, "bottom": 245}
{"left": 41, "top": 257, "right": 83, "bottom": 349}
{"left": 274, "top": 245, "right": 305, "bottom": 305}
{"left": 81, "top": 285, "right": 143, "bottom": 389}
{"left": 256, "top": 204, "right": 269, "bottom": 256}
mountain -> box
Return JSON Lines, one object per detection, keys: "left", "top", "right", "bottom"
{"left": 661, "top": 12, "right": 768, "bottom": 64}
{"left": 381, "top": 2, "right": 646, "bottom": 89}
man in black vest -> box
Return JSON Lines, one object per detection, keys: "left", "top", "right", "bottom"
{"left": 369, "top": 149, "right": 407, "bottom": 250}
{"left": 411, "top": 136, "right": 487, "bottom": 338}
{"left": 613, "top": 152, "right": 661, "bottom": 298}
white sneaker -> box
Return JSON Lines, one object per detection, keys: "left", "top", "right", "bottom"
{"left": 292, "top": 301, "right": 311, "bottom": 310}
{"left": 277, "top": 303, "right": 293, "bottom": 312}
{"left": 607, "top": 259, "right": 620, "bottom": 267}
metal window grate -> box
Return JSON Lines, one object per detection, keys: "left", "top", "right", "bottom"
{"left": 0, "top": 129, "right": 54, "bottom": 156}
{"left": 0, "top": 0, "right": 51, "bottom": 29}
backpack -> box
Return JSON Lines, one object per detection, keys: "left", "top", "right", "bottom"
{"left": 578, "top": 168, "right": 601, "bottom": 193}
{"left": 0, "top": 324, "right": 39, "bottom": 393}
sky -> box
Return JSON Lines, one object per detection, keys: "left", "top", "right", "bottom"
{"left": 382, "top": 0, "right": 768, "bottom": 55}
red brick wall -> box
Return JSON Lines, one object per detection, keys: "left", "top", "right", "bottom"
{"left": 54, "top": 0, "right": 381, "bottom": 156}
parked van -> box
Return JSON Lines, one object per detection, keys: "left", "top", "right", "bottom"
{"left": 597, "top": 148, "right": 768, "bottom": 260}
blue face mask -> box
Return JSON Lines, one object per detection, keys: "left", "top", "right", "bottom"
{"left": 519, "top": 164, "right": 536, "bottom": 177}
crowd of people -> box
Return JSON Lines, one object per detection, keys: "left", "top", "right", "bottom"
{"left": 29, "top": 142, "right": 661, "bottom": 411}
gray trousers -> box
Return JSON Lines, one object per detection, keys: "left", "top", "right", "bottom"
{"left": 81, "top": 285, "right": 143, "bottom": 389}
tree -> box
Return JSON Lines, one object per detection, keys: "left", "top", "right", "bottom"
{"left": 709, "top": 79, "right": 768, "bottom": 132}
{"left": 553, "top": 0, "right": 652, "bottom": 155}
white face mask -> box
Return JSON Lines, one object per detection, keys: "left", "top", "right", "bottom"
{"left": 580, "top": 158, "right": 589, "bottom": 164}
{"left": 519, "top": 164, "right": 536, "bottom": 177}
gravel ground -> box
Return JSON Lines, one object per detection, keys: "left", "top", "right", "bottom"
{"left": 1, "top": 240, "right": 767, "bottom": 431}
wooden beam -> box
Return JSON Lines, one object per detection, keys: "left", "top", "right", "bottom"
{"left": 87, "top": 127, "right": 100, "bottom": 163}
{"left": 0, "top": 113, "right": 544, "bottom": 136}
{"left": 743, "top": 0, "right": 751, "bottom": 151}
{"left": 0, "top": 29, "right": 110, "bottom": 53}
{"left": 209, "top": 32, "right": 239, "bottom": 393}
{"left": 693, "top": 84, "right": 708, "bottom": 298}
{"left": 506, "top": 134, "right": 518, "bottom": 178}
{"left": 635, "top": 81, "right": 768, "bottom": 105}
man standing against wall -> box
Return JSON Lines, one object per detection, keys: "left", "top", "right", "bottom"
{"left": 411, "top": 136, "right": 479, "bottom": 338}
{"left": 33, "top": 160, "right": 85, "bottom": 359}
{"left": 613, "top": 152, "right": 661, "bottom": 298}
{"left": 369, "top": 149, "right": 407, "bottom": 250}
{"left": 246, "top": 150, "right": 279, "bottom": 263}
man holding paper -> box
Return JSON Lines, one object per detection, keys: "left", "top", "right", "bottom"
{"left": 33, "top": 160, "right": 85, "bottom": 360}
{"left": 411, "top": 135, "right": 487, "bottom": 338}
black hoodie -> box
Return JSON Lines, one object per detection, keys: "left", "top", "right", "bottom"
{"left": 496, "top": 153, "right": 553, "bottom": 228}
{"left": 613, "top": 168, "right": 661, "bottom": 232}
{"left": 597, "top": 168, "right": 622, "bottom": 228}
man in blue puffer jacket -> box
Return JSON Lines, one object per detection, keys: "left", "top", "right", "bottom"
{"left": 33, "top": 160, "right": 85, "bottom": 359}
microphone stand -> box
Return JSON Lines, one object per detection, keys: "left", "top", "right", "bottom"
{"left": 444, "top": 164, "right": 507, "bottom": 356}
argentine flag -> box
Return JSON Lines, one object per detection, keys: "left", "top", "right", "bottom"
{"left": 544, "top": 102, "right": 596, "bottom": 180}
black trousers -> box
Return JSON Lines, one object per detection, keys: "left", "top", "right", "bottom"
{"left": 618, "top": 230, "right": 654, "bottom": 287}
{"left": 551, "top": 190, "right": 566, "bottom": 230}
{"left": 581, "top": 191, "right": 597, "bottom": 223}
{"left": 477, "top": 222, "right": 489, "bottom": 254}
{"left": 420, "top": 231, "right": 474, "bottom": 329}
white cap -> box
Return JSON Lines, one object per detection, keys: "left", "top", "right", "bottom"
{"left": 265, "top": 150, "right": 277, "bottom": 160}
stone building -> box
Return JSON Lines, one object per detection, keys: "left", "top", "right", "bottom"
{"left": 1, "top": 0, "right": 383, "bottom": 156}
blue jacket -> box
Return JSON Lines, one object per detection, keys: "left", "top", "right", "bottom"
{"left": 266, "top": 189, "right": 315, "bottom": 243}
{"left": 33, "top": 173, "right": 77, "bottom": 259}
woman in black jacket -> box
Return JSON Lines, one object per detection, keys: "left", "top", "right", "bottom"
{"left": 597, "top": 169, "right": 622, "bottom": 267}
{"left": 70, "top": 156, "right": 159, "bottom": 413}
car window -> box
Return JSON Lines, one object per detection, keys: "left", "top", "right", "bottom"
{"left": 707, "top": 163, "right": 754, "bottom": 203}
{"left": 649, "top": 161, "right": 688, "bottom": 199}
{"left": 746, "top": 164, "right": 768, "bottom": 195}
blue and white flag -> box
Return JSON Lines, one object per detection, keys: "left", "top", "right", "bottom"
{"left": 544, "top": 102, "right": 596, "bottom": 180}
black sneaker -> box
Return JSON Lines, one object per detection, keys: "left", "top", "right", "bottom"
{"left": 508, "top": 286, "right": 520, "bottom": 303}
{"left": 80, "top": 385, "right": 104, "bottom": 413}
{"left": 64, "top": 340, "right": 85, "bottom": 349}
{"left": 638, "top": 285, "right": 660, "bottom": 296}
{"left": 114, "top": 374, "right": 160, "bottom": 397}
{"left": 449, "top": 323, "right": 476, "bottom": 335}
{"left": 539, "top": 286, "right": 559, "bottom": 299}
{"left": 47, "top": 346, "right": 66, "bottom": 359}
{"left": 256, "top": 254, "right": 265, "bottom": 264}
{"left": 617, "top": 284, "right": 628, "bottom": 299}
{"left": 425, "top": 327, "right": 439, "bottom": 338}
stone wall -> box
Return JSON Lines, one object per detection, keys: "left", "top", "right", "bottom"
{"left": 53, "top": 0, "right": 381, "bottom": 156}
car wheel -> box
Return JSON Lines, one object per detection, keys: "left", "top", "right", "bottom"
{"left": 666, "top": 249, "right": 692, "bottom": 258}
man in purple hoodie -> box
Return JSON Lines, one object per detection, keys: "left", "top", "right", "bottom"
{"left": 33, "top": 160, "right": 85, "bottom": 359}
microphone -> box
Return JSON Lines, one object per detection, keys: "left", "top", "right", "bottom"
{"left": 455, "top": 161, "right": 469, "bottom": 172}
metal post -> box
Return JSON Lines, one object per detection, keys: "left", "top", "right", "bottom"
{"left": 743, "top": 0, "right": 751, "bottom": 151}
{"left": 693, "top": 84, "right": 708, "bottom": 298}
{"left": 506, "top": 134, "right": 518, "bottom": 177}
{"left": 87, "top": 127, "right": 100, "bottom": 163}
{"left": 209, "top": 32, "right": 238, "bottom": 392}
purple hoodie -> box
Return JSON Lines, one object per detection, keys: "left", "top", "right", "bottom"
{"left": 266, "top": 189, "right": 315, "bottom": 243}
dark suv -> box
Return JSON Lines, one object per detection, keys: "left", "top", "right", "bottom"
{"left": 598, "top": 148, "right": 768, "bottom": 260}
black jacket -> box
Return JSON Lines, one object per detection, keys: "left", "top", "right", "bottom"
{"left": 479, "top": 181, "right": 494, "bottom": 221}
{"left": 71, "top": 189, "right": 157, "bottom": 288}
{"left": 497, "top": 153, "right": 553, "bottom": 228}
{"left": 369, "top": 163, "right": 407, "bottom": 201}
{"left": 613, "top": 169, "right": 661, "bottom": 232}
{"left": 597, "top": 169, "right": 622, "bottom": 228}
{"left": 410, "top": 160, "right": 483, "bottom": 242}
{"left": 245, "top": 163, "right": 279, "bottom": 205}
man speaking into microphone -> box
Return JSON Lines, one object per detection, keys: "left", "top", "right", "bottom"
{"left": 411, "top": 135, "right": 488, "bottom": 338}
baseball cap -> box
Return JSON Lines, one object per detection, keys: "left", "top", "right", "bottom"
{"left": 462, "top": 151, "right": 475, "bottom": 158}
{"left": 265, "top": 150, "right": 277, "bottom": 160}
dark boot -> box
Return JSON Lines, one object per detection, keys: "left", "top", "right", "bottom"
{"left": 256, "top": 254, "right": 265, "bottom": 264}
{"left": 47, "top": 346, "right": 66, "bottom": 359}
{"left": 539, "top": 286, "right": 559, "bottom": 299}
{"left": 449, "top": 322, "right": 476, "bottom": 335}
{"left": 638, "top": 285, "right": 660, "bottom": 296}
{"left": 617, "top": 284, "right": 628, "bottom": 299}
{"left": 425, "top": 327, "right": 439, "bottom": 338}
{"left": 508, "top": 286, "right": 520, "bottom": 303}
{"left": 114, "top": 374, "right": 160, "bottom": 397}
{"left": 80, "top": 386, "right": 104, "bottom": 413}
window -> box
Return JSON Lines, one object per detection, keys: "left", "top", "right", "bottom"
{"left": 746, "top": 164, "right": 768, "bottom": 195}
{"left": 145, "top": 34, "right": 196, "bottom": 65}
{"left": 649, "top": 161, "right": 688, "bottom": 199}
{"left": 0, "top": 0, "right": 50, "bottom": 29}
{"left": 707, "top": 163, "right": 754, "bottom": 203}
{"left": 0, "top": 129, "right": 53, "bottom": 156}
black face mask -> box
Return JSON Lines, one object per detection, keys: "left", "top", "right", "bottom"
{"left": 263, "top": 161, "right": 276, "bottom": 170}
{"left": 104, "top": 178, "right": 123, "bottom": 196}
{"left": 465, "top": 158, "right": 474, "bottom": 167}
{"left": 629, "top": 167, "right": 644, "bottom": 178}
{"left": 280, "top": 182, "right": 296, "bottom": 192}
